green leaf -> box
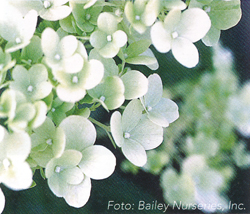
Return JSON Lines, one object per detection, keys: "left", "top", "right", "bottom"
{"left": 125, "top": 39, "right": 151, "bottom": 58}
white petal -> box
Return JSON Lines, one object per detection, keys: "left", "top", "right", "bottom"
{"left": 172, "top": 37, "right": 199, "bottom": 68}
{"left": 122, "top": 99, "right": 143, "bottom": 132}
{"left": 59, "top": 115, "right": 96, "bottom": 151}
{"left": 112, "top": 30, "right": 127, "bottom": 48}
{"left": 121, "top": 70, "right": 148, "bottom": 100}
{"left": 177, "top": 8, "right": 211, "bottom": 43}
{"left": 122, "top": 139, "right": 147, "bottom": 167}
{"left": 60, "top": 167, "right": 84, "bottom": 185}
{"left": 0, "top": 188, "right": 5, "bottom": 214}
{"left": 63, "top": 54, "right": 84, "bottom": 73}
{"left": 144, "top": 73, "right": 162, "bottom": 108}
{"left": 59, "top": 35, "right": 78, "bottom": 58}
{"left": 41, "top": 28, "right": 60, "bottom": 58}
{"left": 79, "top": 145, "right": 116, "bottom": 180}
{"left": 130, "top": 116, "right": 163, "bottom": 150}
{"left": 6, "top": 132, "right": 31, "bottom": 163}
{"left": 151, "top": 21, "right": 171, "bottom": 53}
{"left": 97, "top": 12, "right": 117, "bottom": 34}
{"left": 148, "top": 98, "right": 179, "bottom": 127}
{"left": 110, "top": 111, "right": 124, "bottom": 147}
{"left": 40, "top": 6, "right": 72, "bottom": 21}
{"left": 2, "top": 162, "right": 32, "bottom": 190}
{"left": 22, "top": 10, "right": 38, "bottom": 42}
{"left": 64, "top": 176, "right": 91, "bottom": 208}
{"left": 83, "top": 59, "right": 104, "bottom": 90}
{"left": 56, "top": 84, "right": 86, "bottom": 103}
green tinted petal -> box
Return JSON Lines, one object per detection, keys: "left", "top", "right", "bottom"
{"left": 112, "top": 30, "right": 127, "bottom": 48}
{"left": 40, "top": 5, "right": 72, "bottom": 21}
{"left": 56, "top": 84, "right": 86, "bottom": 103}
{"left": 79, "top": 145, "right": 116, "bottom": 180}
{"left": 143, "top": 73, "right": 162, "bottom": 108}
{"left": 121, "top": 70, "right": 148, "bottom": 100}
{"left": 41, "top": 28, "right": 60, "bottom": 58}
{"left": 130, "top": 116, "right": 163, "bottom": 150}
{"left": 28, "top": 101, "right": 47, "bottom": 129}
{"left": 90, "top": 30, "right": 107, "bottom": 49}
{"left": 59, "top": 115, "right": 96, "bottom": 151}
{"left": 122, "top": 99, "right": 143, "bottom": 132}
{"left": 122, "top": 139, "right": 147, "bottom": 167}
{"left": 60, "top": 167, "right": 84, "bottom": 185}
{"left": 110, "top": 111, "right": 124, "bottom": 147}
{"left": 59, "top": 35, "right": 78, "bottom": 58}
{"left": 64, "top": 176, "right": 91, "bottom": 208}
{"left": 176, "top": 8, "right": 211, "bottom": 43}
{"left": 97, "top": 12, "right": 117, "bottom": 34}
{"left": 202, "top": 24, "right": 221, "bottom": 46}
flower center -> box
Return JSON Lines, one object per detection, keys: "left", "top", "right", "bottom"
{"left": 43, "top": 0, "right": 51, "bottom": 9}
{"left": 99, "top": 96, "right": 105, "bottom": 102}
{"left": 0, "top": 64, "right": 3, "bottom": 70}
{"left": 55, "top": 166, "right": 61, "bottom": 173}
{"left": 72, "top": 76, "right": 78, "bottom": 83}
{"left": 27, "top": 85, "right": 33, "bottom": 92}
{"left": 46, "top": 139, "right": 52, "bottom": 146}
{"left": 15, "top": 38, "right": 21, "bottom": 44}
{"left": 203, "top": 5, "right": 211, "bottom": 13}
{"left": 124, "top": 132, "right": 131, "bottom": 139}
{"left": 54, "top": 54, "right": 61, "bottom": 61}
{"left": 135, "top": 15, "right": 140, "bottom": 21}
{"left": 2, "top": 158, "right": 11, "bottom": 169}
{"left": 51, "top": 108, "right": 56, "bottom": 112}
{"left": 86, "top": 14, "right": 91, "bottom": 20}
{"left": 107, "top": 35, "right": 112, "bottom": 42}
{"left": 171, "top": 31, "right": 178, "bottom": 39}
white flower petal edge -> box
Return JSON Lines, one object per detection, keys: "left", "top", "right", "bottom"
{"left": 0, "top": 188, "right": 5, "bottom": 214}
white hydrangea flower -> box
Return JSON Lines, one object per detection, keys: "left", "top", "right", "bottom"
{"left": 45, "top": 115, "right": 116, "bottom": 208}
{"left": 0, "top": 125, "right": 33, "bottom": 191}
{"left": 111, "top": 99, "right": 163, "bottom": 167}
{"left": 141, "top": 74, "right": 179, "bottom": 127}
{"left": 0, "top": 3, "right": 38, "bottom": 53}
{"left": 151, "top": 8, "right": 211, "bottom": 68}
{"left": 8, "top": 0, "right": 72, "bottom": 21}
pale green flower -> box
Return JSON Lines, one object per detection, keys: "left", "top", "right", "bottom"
{"left": 47, "top": 97, "right": 75, "bottom": 126}
{"left": 45, "top": 115, "right": 116, "bottom": 207}
{"left": 88, "top": 76, "right": 125, "bottom": 110}
{"left": 160, "top": 168, "right": 196, "bottom": 205}
{"left": 41, "top": 28, "right": 84, "bottom": 74}
{"left": 9, "top": 64, "right": 52, "bottom": 102}
{"left": 124, "top": 0, "right": 160, "bottom": 34}
{"left": 0, "top": 3, "right": 38, "bottom": 53}
{"left": 141, "top": 74, "right": 179, "bottom": 127}
{"left": 189, "top": 0, "right": 242, "bottom": 46}
{"left": 111, "top": 99, "right": 163, "bottom": 167}
{"left": 90, "top": 12, "right": 127, "bottom": 58}
{"left": 151, "top": 8, "right": 211, "bottom": 68}
{"left": 52, "top": 47, "right": 104, "bottom": 103}
{"left": 9, "top": 0, "right": 72, "bottom": 21}
{"left": 70, "top": 1, "right": 102, "bottom": 32}
{"left": 4, "top": 90, "right": 46, "bottom": 132}
{"left": 30, "top": 117, "right": 66, "bottom": 168}
{"left": 0, "top": 125, "right": 33, "bottom": 191}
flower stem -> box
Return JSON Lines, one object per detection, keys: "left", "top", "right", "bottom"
{"left": 89, "top": 117, "right": 110, "bottom": 132}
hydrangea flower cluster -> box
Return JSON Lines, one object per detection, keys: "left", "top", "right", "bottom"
{"left": 0, "top": 0, "right": 242, "bottom": 213}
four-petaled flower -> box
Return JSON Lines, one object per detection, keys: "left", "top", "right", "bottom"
{"left": 90, "top": 12, "right": 127, "bottom": 58}
{"left": 151, "top": 8, "right": 211, "bottom": 68}
{"left": 111, "top": 99, "right": 163, "bottom": 167}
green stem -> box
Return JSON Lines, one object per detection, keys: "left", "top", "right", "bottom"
{"left": 89, "top": 117, "right": 110, "bottom": 132}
